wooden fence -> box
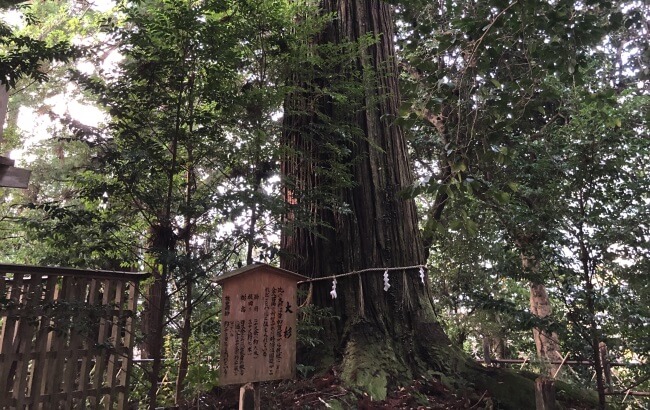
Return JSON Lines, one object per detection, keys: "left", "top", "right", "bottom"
{"left": 479, "top": 350, "right": 649, "bottom": 400}
{"left": 0, "top": 264, "right": 147, "bottom": 409}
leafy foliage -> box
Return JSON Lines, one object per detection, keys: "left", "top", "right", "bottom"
{"left": 0, "top": 4, "right": 79, "bottom": 89}
{"left": 398, "top": 0, "right": 649, "bottom": 402}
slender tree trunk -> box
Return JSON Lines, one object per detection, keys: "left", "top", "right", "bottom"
{"left": 175, "top": 165, "right": 196, "bottom": 405}
{"left": 579, "top": 236, "right": 607, "bottom": 409}
{"left": 142, "top": 224, "right": 173, "bottom": 410}
{"left": 144, "top": 129, "right": 178, "bottom": 407}
{"left": 144, "top": 64, "right": 184, "bottom": 409}
{"left": 587, "top": 275, "right": 606, "bottom": 409}
{"left": 281, "top": 0, "right": 457, "bottom": 399}
{"left": 522, "top": 254, "right": 561, "bottom": 376}
{"left": 174, "top": 263, "right": 193, "bottom": 405}
{"left": 484, "top": 312, "right": 508, "bottom": 363}
{"left": 246, "top": 173, "right": 262, "bottom": 265}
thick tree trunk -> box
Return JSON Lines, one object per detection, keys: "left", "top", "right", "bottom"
{"left": 279, "top": 2, "right": 584, "bottom": 408}
{"left": 522, "top": 254, "right": 561, "bottom": 377}
{"left": 281, "top": 0, "right": 461, "bottom": 400}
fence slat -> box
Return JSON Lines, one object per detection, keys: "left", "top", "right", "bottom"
{"left": 0, "top": 274, "right": 5, "bottom": 300}
{"left": 599, "top": 342, "right": 614, "bottom": 394}
{"left": 13, "top": 274, "right": 43, "bottom": 409}
{"left": 28, "top": 275, "right": 57, "bottom": 410}
{"left": 46, "top": 276, "right": 73, "bottom": 406}
{"left": 64, "top": 277, "right": 87, "bottom": 409}
{"left": 0, "top": 272, "right": 24, "bottom": 407}
{"left": 78, "top": 277, "right": 100, "bottom": 407}
{"left": 23, "top": 275, "right": 56, "bottom": 404}
{"left": 105, "top": 279, "right": 125, "bottom": 408}
{"left": 118, "top": 281, "right": 139, "bottom": 409}
{"left": 89, "top": 278, "right": 115, "bottom": 408}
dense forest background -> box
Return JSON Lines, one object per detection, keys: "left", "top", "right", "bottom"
{"left": 1, "top": 0, "right": 648, "bottom": 408}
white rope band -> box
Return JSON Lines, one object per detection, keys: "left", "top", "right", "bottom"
{"left": 296, "top": 264, "right": 427, "bottom": 285}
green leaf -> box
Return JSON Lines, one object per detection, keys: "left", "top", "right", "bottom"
{"left": 493, "top": 191, "right": 510, "bottom": 204}
{"left": 465, "top": 219, "right": 478, "bottom": 236}
{"left": 451, "top": 162, "right": 467, "bottom": 173}
{"left": 398, "top": 102, "right": 411, "bottom": 117}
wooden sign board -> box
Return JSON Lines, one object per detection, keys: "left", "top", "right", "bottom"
{"left": 0, "top": 164, "right": 31, "bottom": 188}
{"left": 215, "top": 264, "right": 307, "bottom": 385}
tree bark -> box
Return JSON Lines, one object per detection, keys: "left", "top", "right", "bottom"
{"left": 279, "top": 2, "right": 575, "bottom": 408}
{"left": 174, "top": 266, "right": 192, "bottom": 405}
{"left": 174, "top": 233, "right": 193, "bottom": 404}
{"left": 580, "top": 235, "right": 607, "bottom": 409}
{"left": 522, "top": 253, "right": 562, "bottom": 377}
{"left": 141, "top": 224, "right": 173, "bottom": 409}
{"left": 535, "top": 377, "right": 557, "bottom": 410}
{"left": 281, "top": 0, "right": 460, "bottom": 399}
{"left": 175, "top": 162, "right": 196, "bottom": 405}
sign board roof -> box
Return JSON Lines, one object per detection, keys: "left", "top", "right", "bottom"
{"left": 215, "top": 263, "right": 307, "bottom": 284}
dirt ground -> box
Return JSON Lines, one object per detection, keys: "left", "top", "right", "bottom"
{"left": 181, "top": 365, "right": 602, "bottom": 409}
{"left": 186, "top": 367, "right": 507, "bottom": 409}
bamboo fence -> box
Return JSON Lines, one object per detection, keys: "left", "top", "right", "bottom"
{"left": 0, "top": 264, "right": 147, "bottom": 409}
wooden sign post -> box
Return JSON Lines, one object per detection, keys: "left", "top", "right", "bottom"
{"left": 0, "top": 85, "right": 31, "bottom": 189}
{"left": 215, "top": 263, "right": 307, "bottom": 409}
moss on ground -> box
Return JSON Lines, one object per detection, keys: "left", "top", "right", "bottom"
{"left": 339, "top": 340, "right": 598, "bottom": 410}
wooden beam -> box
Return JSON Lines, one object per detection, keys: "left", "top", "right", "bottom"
{"left": 0, "top": 156, "right": 14, "bottom": 166}
{"left": 0, "top": 165, "right": 30, "bottom": 188}
{"left": 0, "top": 0, "right": 28, "bottom": 9}
{"left": 605, "top": 391, "right": 650, "bottom": 397}
{"left": 477, "top": 358, "right": 638, "bottom": 367}
{"left": 0, "top": 263, "right": 149, "bottom": 281}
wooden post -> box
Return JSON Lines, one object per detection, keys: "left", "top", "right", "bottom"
{"left": 535, "top": 377, "right": 556, "bottom": 410}
{"left": 599, "top": 342, "right": 613, "bottom": 393}
{"left": 0, "top": 84, "right": 31, "bottom": 189}
{"left": 0, "top": 84, "right": 8, "bottom": 142}
{"left": 552, "top": 352, "right": 570, "bottom": 379}
{"left": 239, "top": 382, "right": 260, "bottom": 410}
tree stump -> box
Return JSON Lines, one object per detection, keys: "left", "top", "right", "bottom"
{"left": 535, "top": 377, "right": 556, "bottom": 410}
